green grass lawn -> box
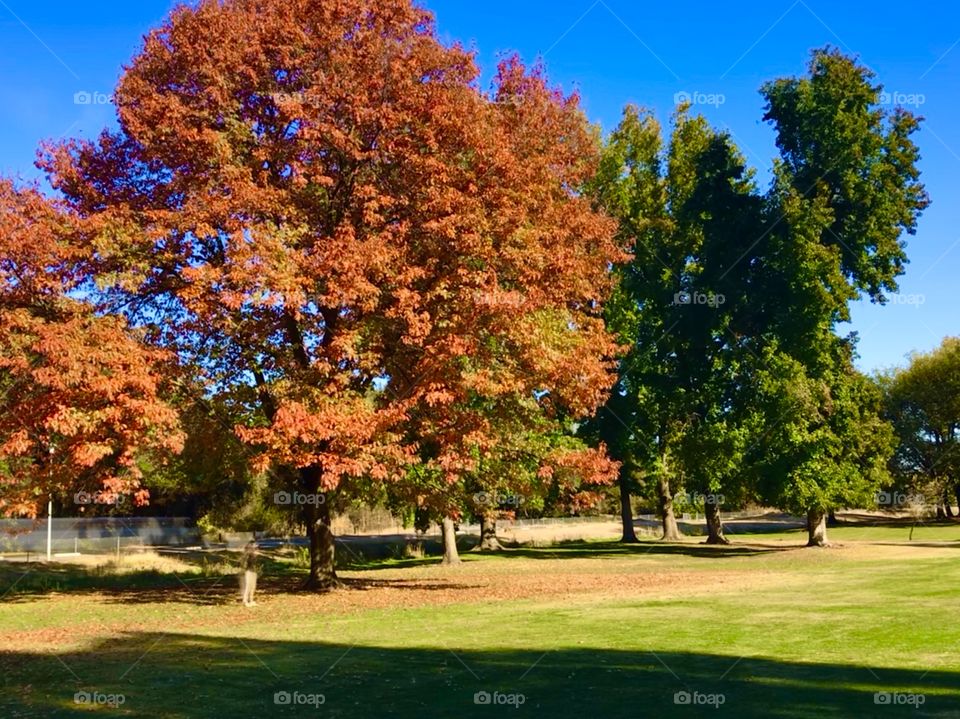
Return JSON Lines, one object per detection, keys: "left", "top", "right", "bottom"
{"left": 2, "top": 526, "right": 959, "bottom": 717}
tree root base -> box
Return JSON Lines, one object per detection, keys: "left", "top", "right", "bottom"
{"left": 301, "top": 575, "right": 343, "bottom": 592}
{"left": 703, "top": 536, "right": 731, "bottom": 545}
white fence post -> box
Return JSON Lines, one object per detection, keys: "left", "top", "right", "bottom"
{"left": 46, "top": 498, "right": 53, "bottom": 561}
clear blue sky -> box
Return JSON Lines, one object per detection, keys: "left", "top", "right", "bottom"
{"left": 1, "top": 0, "right": 957, "bottom": 373}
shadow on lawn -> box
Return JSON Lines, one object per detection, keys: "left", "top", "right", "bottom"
{"left": 1, "top": 631, "right": 957, "bottom": 718}
{"left": 0, "top": 538, "right": 799, "bottom": 599}
{"left": 468, "top": 540, "right": 796, "bottom": 562}
{"left": 0, "top": 550, "right": 284, "bottom": 605}
{"left": 348, "top": 538, "right": 804, "bottom": 574}
{"left": 0, "top": 553, "right": 474, "bottom": 606}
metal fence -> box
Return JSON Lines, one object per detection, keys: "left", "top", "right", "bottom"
{"left": 0, "top": 517, "right": 201, "bottom": 557}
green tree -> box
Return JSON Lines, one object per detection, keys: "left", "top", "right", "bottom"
{"left": 747, "top": 344, "right": 895, "bottom": 544}
{"left": 591, "top": 106, "right": 762, "bottom": 542}
{"left": 751, "top": 48, "right": 929, "bottom": 543}
{"left": 596, "top": 48, "right": 928, "bottom": 548}
{"left": 880, "top": 337, "right": 960, "bottom": 515}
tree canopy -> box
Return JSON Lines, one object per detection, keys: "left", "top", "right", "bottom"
{"left": 27, "top": 0, "right": 623, "bottom": 584}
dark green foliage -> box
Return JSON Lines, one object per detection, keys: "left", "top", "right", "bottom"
{"left": 595, "top": 49, "right": 928, "bottom": 529}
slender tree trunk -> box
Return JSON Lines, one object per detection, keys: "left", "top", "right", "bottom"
{"left": 479, "top": 512, "right": 503, "bottom": 551}
{"left": 441, "top": 517, "right": 461, "bottom": 565}
{"left": 619, "top": 476, "right": 639, "bottom": 543}
{"left": 806, "top": 508, "right": 829, "bottom": 547}
{"left": 301, "top": 466, "right": 338, "bottom": 591}
{"left": 954, "top": 483, "right": 960, "bottom": 516}
{"left": 827, "top": 508, "right": 838, "bottom": 526}
{"left": 703, "top": 501, "right": 730, "bottom": 545}
{"left": 657, "top": 469, "right": 682, "bottom": 541}
{"left": 943, "top": 490, "right": 954, "bottom": 518}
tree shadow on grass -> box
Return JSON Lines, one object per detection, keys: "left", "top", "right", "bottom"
{"left": 835, "top": 513, "right": 960, "bottom": 528}
{"left": 1, "top": 632, "right": 957, "bottom": 718}
{"left": 344, "top": 538, "right": 800, "bottom": 572}
{"left": 0, "top": 556, "right": 474, "bottom": 606}
{"left": 482, "top": 540, "right": 798, "bottom": 561}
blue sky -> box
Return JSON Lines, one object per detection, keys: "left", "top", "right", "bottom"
{"left": 1, "top": 0, "right": 957, "bottom": 372}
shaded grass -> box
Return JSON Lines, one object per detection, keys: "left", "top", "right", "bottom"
{"left": 3, "top": 635, "right": 957, "bottom": 718}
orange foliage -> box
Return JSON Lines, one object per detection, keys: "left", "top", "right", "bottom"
{"left": 37, "top": 0, "right": 623, "bottom": 500}
{"left": 0, "top": 182, "right": 183, "bottom": 517}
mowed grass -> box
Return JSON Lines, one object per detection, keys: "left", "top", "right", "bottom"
{"left": 2, "top": 525, "right": 960, "bottom": 718}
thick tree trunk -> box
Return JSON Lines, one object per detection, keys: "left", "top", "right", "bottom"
{"left": 806, "top": 508, "right": 829, "bottom": 547}
{"left": 619, "top": 476, "right": 639, "bottom": 543}
{"left": 301, "top": 466, "right": 338, "bottom": 591}
{"left": 703, "top": 501, "right": 730, "bottom": 545}
{"left": 943, "top": 490, "right": 954, "bottom": 517}
{"left": 479, "top": 512, "right": 503, "bottom": 551}
{"left": 954, "top": 483, "right": 960, "bottom": 516}
{"left": 657, "top": 471, "right": 682, "bottom": 541}
{"left": 441, "top": 517, "right": 461, "bottom": 565}
{"left": 305, "top": 497, "right": 338, "bottom": 589}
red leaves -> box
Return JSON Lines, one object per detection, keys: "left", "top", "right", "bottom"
{"left": 236, "top": 398, "right": 411, "bottom": 487}
{"left": 0, "top": 185, "right": 183, "bottom": 518}
{"left": 0, "top": 181, "right": 84, "bottom": 301}
{"left": 20, "top": 0, "right": 625, "bottom": 514}
{"left": 537, "top": 444, "right": 620, "bottom": 513}
{"left": 0, "top": 305, "right": 185, "bottom": 517}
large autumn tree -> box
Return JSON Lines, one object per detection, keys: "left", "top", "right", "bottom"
{"left": 385, "top": 58, "right": 621, "bottom": 561}
{"left": 40, "top": 0, "right": 622, "bottom": 587}
{"left": 0, "top": 181, "right": 182, "bottom": 518}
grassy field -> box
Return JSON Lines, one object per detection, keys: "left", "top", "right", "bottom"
{"left": 2, "top": 524, "right": 960, "bottom": 717}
